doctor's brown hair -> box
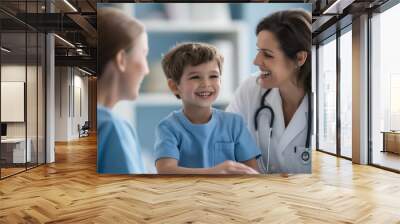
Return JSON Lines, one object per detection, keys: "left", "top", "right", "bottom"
{"left": 161, "top": 42, "right": 224, "bottom": 99}
{"left": 256, "top": 9, "right": 311, "bottom": 92}
{"left": 98, "top": 8, "right": 145, "bottom": 77}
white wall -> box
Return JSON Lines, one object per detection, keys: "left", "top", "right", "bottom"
{"left": 1, "top": 63, "right": 46, "bottom": 164}
{"left": 54, "top": 67, "right": 89, "bottom": 141}
{"left": 55, "top": 66, "right": 69, "bottom": 141}
{"left": 1, "top": 66, "right": 26, "bottom": 131}
{"left": 71, "top": 72, "right": 89, "bottom": 138}
{"left": 1, "top": 65, "right": 40, "bottom": 137}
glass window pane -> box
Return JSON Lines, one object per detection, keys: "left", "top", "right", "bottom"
{"left": 38, "top": 32, "right": 45, "bottom": 165}
{"left": 340, "top": 29, "right": 352, "bottom": 158}
{"left": 371, "top": 3, "right": 400, "bottom": 171}
{"left": 27, "top": 31, "right": 38, "bottom": 169}
{"left": 1, "top": 1, "right": 46, "bottom": 179}
{"left": 318, "top": 36, "right": 337, "bottom": 154}
{"left": 1, "top": 31, "right": 27, "bottom": 177}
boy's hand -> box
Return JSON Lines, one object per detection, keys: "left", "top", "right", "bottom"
{"left": 212, "top": 160, "right": 259, "bottom": 174}
{"left": 156, "top": 158, "right": 259, "bottom": 174}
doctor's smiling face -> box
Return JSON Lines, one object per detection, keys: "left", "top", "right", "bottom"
{"left": 254, "top": 30, "right": 300, "bottom": 90}
{"left": 170, "top": 60, "right": 221, "bottom": 109}
{"left": 254, "top": 10, "right": 311, "bottom": 93}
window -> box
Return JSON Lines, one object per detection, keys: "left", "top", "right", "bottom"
{"left": 317, "top": 35, "right": 337, "bottom": 155}
{"left": 339, "top": 28, "right": 352, "bottom": 158}
{"left": 0, "top": 1, "right": 47, "bottom": 179}
{"left": 390, "top": 74, "right": 400, "bottom": 130}
{"left": 370, "top": 2, "right": 400, "bottom": 171}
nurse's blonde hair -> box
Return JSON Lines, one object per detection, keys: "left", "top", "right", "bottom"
{"left": 97, "top": 7, "right": 145, "bottom": 77}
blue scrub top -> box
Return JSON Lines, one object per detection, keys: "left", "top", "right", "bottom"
{"left": 154, "top": 108, "right": 261, "bottom": 168}
{"left": 97, "top": 105, "right": 145, "bottom": 174}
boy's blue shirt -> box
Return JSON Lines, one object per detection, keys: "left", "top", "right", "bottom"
{"left": 97, "top": 105, "right": 145, "bottom": 174}
{"left": 154, "top": 108, "right": 261, "bottom": 168}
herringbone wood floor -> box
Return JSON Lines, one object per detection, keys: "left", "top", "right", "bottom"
{"left": 1, "top": 135, "right": 400, "bottom": 223}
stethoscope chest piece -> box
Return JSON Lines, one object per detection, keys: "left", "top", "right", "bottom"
{"left": 301, "top": 151, "right": 310, "bottom": 162}
{"left": 297, "top": 147, "right": 311, "bottom": 165}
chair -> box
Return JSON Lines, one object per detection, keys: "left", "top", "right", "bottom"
{"left": 78, "top": 121, "right": 90, "bottom": 138}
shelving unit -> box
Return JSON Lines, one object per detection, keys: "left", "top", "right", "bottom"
{"left": 142, "top": 20, "right": 245, "bottom": 33}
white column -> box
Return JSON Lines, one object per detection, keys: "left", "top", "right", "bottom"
{"left": 45, "top": 0, "right": 55, "bottom": 163}
{"left": 352, "top": 14, "right": 369, "bottom": 164}
{"left": 46, "top": 32, "right": 55, "bottom": 163}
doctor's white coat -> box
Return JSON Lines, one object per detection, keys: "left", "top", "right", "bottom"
{"left": 226, "top": 75, "right": 311, "bottom": 174}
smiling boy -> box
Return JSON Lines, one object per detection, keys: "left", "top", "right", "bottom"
{"left": 154, "top": 42, "right": 261, "bottom": 174}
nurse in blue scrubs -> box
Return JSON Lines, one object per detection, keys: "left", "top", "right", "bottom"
{"left": 97, "top": 8, "right": 149, "bottom": 174}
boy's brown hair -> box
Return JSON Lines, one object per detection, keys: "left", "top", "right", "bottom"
{"left": 161, "top": 42, "right": 224, "bottom": 85}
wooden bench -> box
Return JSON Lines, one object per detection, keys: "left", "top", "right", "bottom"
{"left": 382, "top": 131, "right": 400, "bottom": 154}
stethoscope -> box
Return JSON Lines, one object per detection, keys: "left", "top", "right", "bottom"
{"left": 254, "top": 87, "right": 312, "bottom": 173}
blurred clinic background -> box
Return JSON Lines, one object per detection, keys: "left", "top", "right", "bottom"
{"left": 98, "top": 3, "right": 311, "bottom": 173}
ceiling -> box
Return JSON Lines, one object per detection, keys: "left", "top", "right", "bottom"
{"left": 310, "top": 0, "right": 390, "bottom": 43}
{"left": 0, "top": 0, "right": 97, "bottom": 73}
{"left": 0, "top": 0, "right": 395, "bottom": 74}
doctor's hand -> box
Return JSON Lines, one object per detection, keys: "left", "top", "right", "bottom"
{"left": 212, "top": 160, "right": 259, "bottom": 174}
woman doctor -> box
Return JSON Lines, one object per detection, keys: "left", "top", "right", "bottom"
{"left": 226, "top": 9, "right": 312, "bottom": 174}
